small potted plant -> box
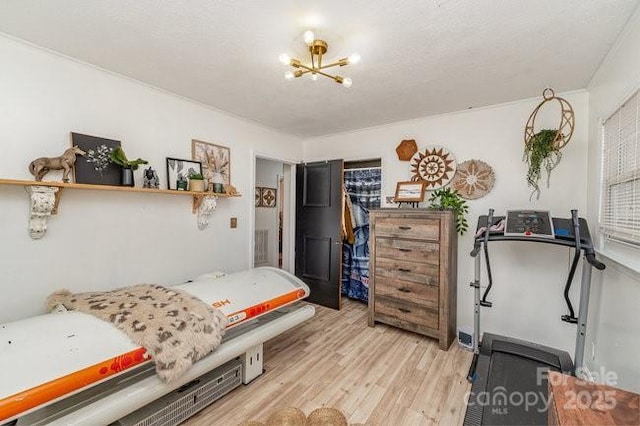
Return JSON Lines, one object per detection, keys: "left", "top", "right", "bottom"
{"left": 188, "top": 172, "right": 205, "bottom": 192}
{"left": 109, "top": 146, "right": 148, "bottom": 187}
{"left": 428, "top": 187, "right": 469, "bottom": 235}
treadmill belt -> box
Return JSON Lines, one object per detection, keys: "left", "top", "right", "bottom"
{"left": 481, "top": 351, "right": 558, "bottom": 425}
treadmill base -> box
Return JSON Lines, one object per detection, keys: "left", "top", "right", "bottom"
{"left": 464, "top": 333, "right": 573, "bottom": 426}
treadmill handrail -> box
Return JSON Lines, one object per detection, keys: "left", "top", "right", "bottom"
{"left": 474, "top": 215, "right": 600, "bottom": 260}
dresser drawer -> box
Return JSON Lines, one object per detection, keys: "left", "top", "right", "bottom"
{"left": 375, "top": 257, "right": 439, "bottom": 286}
{"left": 376, "top": 238, "right": 439, "bottom": 265}
{"left": 375, "top": 296, "right": 439, "bottom": 330}
{"left": 375, "top": 276, "right": 438, "bottom": 308}
{"left": 374, "top": 218, "right": 440, "bottom": 241}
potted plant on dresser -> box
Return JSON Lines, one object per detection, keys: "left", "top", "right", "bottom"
{"left": 188, "top": 172, "right": 205, "bottom": 192}
{"left": 428, "top": 187, "right": 469, "bottom": 235}
{"left": 109, "top": 147, "right": 148, "bottom": 187}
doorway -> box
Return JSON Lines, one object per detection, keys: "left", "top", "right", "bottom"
{"left": 254, "top": 157, "right": 293, "bottom": 272}
{"left": 342, "top": 159, "right": 382, "bottom": 304}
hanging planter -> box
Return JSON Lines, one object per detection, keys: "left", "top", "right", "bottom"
{"left": 523, "top": 88, "right": 575, "bottom": 200}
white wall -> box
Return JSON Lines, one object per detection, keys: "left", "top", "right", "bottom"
{"left": 255, "top": 158, "right": 283, "bottom": 267}
{"left": 586, "top": 6, "right": 640, "bottom": 393}
{"left": 0, "top": 35, "right": 303, "bottom": 324}
{"left": 304, "top": 91, "right": 590, "bottom": 357}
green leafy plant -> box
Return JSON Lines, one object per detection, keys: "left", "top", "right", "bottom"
{"left": 523, "top": 129, "right": 561, "bottom": 200}
{"left": 188, "top": 172, "right": 204, "bottom": 180}
{"left": 428, "top": 187, "right": 469, "bottom": 235}
{"left": 109, "top": 146, "right": 148, "bottom": 170}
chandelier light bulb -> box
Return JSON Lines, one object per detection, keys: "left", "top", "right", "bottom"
{"left": 304, "top": 30, "right": 315, "bottom": 46}
{"left": 348, "top": 54, "right": 361, "bottom": 65}
{"left": 278, "top": 53, "right": 291, "bottom": 65}
{"left": 310, "top": 73, "right": 319, "bottom": 81}
{"left": 342, "top": 77, "right": 352, "bottom": 88}
{"left": 284, "top": 71, "right": 294, "bottom": 80}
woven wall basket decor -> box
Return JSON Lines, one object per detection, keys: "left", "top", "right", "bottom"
{"left": 410, "top": 145, "right": 457, "bottom": 190}
{"left": 451, "top": 159, "right": 495, "bottom": 199}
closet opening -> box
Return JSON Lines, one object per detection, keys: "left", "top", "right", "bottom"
{"left": 342, "top": 159, "right": 382, "bottom": 305}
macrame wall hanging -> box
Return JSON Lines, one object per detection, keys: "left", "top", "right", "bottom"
{"left": 523, "top": 88, "right": 575, "bottom": 200}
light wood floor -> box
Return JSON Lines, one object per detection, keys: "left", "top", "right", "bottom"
{"left": 185, "top": 298, "right": 473, "bottom": 425}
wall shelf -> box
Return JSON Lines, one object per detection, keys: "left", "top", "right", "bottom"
{"left": 0, "top": 178, "right": 241, "bottom": 238}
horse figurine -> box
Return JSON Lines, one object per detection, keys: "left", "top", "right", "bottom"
{"left": 28, "top": 145, "right": 86, "bottom": 182}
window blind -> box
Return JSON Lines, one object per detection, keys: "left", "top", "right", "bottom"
{"left": 601, "top": 89, "right": 640, "bottom": 246}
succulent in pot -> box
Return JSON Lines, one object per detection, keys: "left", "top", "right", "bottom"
{"left": 188, "top": 172, "right": 206, "bottom": 192}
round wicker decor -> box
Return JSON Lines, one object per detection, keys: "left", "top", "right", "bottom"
{"left": 307, "top": 407, "right": 348, "bottom": 426}
{"left": 410, "top": 145, "right": 457, "bottom": 190}
{"left": 451, "top": 159, "right": 495, "bottom": 199}
{"left": 265, "top": 407, "right": 306, "bottom": 426}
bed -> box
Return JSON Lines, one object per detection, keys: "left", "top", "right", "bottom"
{"left": 0, "top": 267, "right": 315, "bottom": 425}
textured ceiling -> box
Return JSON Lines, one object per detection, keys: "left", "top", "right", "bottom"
{"left": 0, "top": 0, "right": 638, "bottom": 138}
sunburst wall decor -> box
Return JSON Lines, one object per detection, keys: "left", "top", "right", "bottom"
{"left": 410, "top": 145, "right": 457, "bottom": 190}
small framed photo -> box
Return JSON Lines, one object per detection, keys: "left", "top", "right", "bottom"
{"left": 192, "top": 140, "right": 231, "bottom": 190}
{"left": 261, "top": 187, "right": 277, "bottom": 208}
{"left": 394, "top": 180, "right": 426, "bottom": 202}
{"left": 166, "top": 158, "right": 202, "bottom": 190}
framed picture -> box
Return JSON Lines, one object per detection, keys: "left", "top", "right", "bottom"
{"left": 191, "top": 140, "right": 230, "bottom": 191}
{"left": 255, "top": 187, "right": 262, "bottom": 207}
{"left": 71, "top": 132, "right": 122, "bottom": 185}
{"left": 261, "top": 187, "right": 277, "bottom": 208}
{"left": 166, "top": 158, "right": 202, "bottom": 190}
{"left": 394, "top": 180, "right": 426, "bottom": 202}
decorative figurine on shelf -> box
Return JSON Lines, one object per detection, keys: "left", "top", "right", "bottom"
{"left": 224, "top": 184, "right": 240, "bottom": 196}
{"left": 176, "top": 173, "right": 188, "bottom": 191}
{"left": 28, "top": 145, "right": 86, "bottom": 182}
{"left": 142, "top": 167, "right": 160, "bottom": 189}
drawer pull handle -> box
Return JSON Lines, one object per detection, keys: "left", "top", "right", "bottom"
{"left": 398, "top": 287, "right": 411, "bottom": 293}
{"left": 398, "top": 268, "right": 411, "bottom": 272}
{"left": 398, "top": 226, "right": 412, "bottom": 230}
{"left": 398, "top": 248, "right": 412, "bottom": 252}
{"left": 398, "top": 308, "right": 411, "bottom": 313}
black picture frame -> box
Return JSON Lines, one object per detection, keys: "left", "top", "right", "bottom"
{"left": 166, "top": 157, "right": 202, "bottom": 190}
{"left": 71, "top": 132, "right": 122, "bottom": 186}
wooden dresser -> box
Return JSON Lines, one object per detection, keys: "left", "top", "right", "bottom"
{"left": 368, "top": 208, "right": 457, "bottom": 350}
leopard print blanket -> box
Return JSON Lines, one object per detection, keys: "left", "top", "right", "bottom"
{"left": 47, "top": 284, "right": 227, "bottom": 382}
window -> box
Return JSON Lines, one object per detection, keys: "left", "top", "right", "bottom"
{"left": 601, "top": 89, "right": 640, "bottom": 247}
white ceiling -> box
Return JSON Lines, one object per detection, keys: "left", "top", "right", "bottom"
{"left": 0, "top": 0, "right": 638, "bottom": 138}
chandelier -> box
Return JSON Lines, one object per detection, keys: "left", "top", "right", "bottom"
{"left": 279, "top": 30, "right": 360, "bottom": 88}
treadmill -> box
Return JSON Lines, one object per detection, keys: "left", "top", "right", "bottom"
{"left": 464, "top": 209, "right": 605, "bottom": 425}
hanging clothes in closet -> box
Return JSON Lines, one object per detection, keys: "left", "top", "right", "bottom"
{"left": 342, "top": 167, "right": 381, "bottom": 303}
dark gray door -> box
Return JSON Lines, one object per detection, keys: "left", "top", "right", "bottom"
{"left": 295, "top": 160, "right": 343, "bottom": 309}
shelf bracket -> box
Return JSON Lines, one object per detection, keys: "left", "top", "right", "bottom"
{"left": 25, "top": 186, "right": 60, "bottom": 239}
{"left": 196, "top": 195, "right": 217, "bottom": 230}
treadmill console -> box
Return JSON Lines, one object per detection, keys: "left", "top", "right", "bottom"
{"left": 504, "top": 210, "right": 555, "bottom": 238}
